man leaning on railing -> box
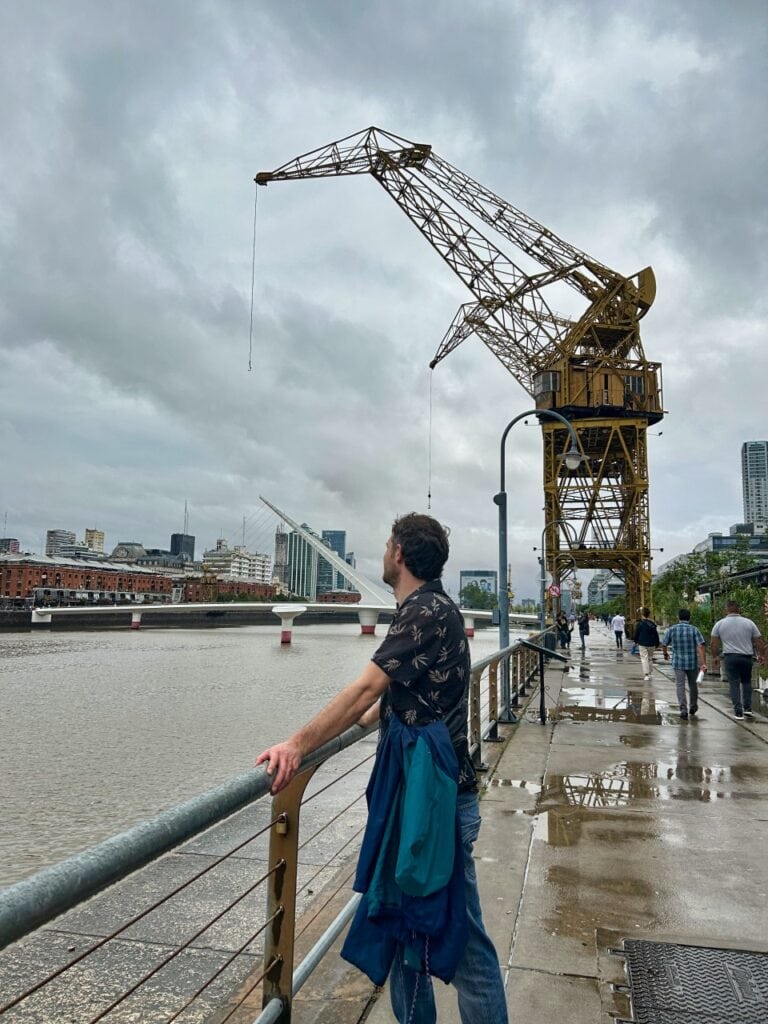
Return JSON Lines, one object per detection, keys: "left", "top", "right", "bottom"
{"left": 256, "top": 512, "right": 508, "bottom": 1024}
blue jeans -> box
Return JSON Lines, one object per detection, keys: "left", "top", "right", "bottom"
{"left": 674, "top": 667, "right": 699, "bottom": 713}
{"left": 389, "top": 792, "right": 508, "bottom": 1024}
{"left": 723, "top": 654, "right": 754, "bottom": 714}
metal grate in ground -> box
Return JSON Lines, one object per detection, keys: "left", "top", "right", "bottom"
{"left": 622, "top": 939, "right": 768, "bottom": 1023}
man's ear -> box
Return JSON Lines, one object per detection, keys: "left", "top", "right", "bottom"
{"left": 393, "top": 542, "right": 405, "bottom": 565}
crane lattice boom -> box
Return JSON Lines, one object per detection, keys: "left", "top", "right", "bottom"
{"left": 256, "top": 127, "right": 664, "bottom": 617}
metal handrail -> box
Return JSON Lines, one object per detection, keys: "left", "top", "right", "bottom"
{"left": 0, "top": 723, "right": 375, "bottom": 950}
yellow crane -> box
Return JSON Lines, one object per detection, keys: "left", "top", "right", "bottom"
{"left": 256, "top": 128, "right": 663, "bottom": 618}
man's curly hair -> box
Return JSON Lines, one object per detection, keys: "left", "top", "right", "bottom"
{"left": 390, "top": 513, "right": 450, "bottom": 581}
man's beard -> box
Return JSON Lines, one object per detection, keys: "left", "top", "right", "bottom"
{"left": 382, "top": 563, "right": 399, "bottom": 588}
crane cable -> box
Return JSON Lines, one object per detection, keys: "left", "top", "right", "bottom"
{"left": 248, "top": 184, "right": 258, "bottom": 372}
{"left": 427, "top": 369, "right": 433, "bottom": 510}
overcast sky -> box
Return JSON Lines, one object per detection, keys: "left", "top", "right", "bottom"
{"left": 1, "top": 1, "right": 766, "bottom": 597}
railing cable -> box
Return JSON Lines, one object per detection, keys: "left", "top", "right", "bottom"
{"left": 86, "top": 862, "right": 284, "bottom": 1023}
{"left": 298, "top": 791, "right": 366, "bottom": 851}
{"left": 296, "top": 823, "right": 366, "bottom": 901}
{"left": 0, "top": 813, "right": 281, "bottom": 1015}
{"left": 302, "top": 750, "right": 376, "bottom": 805}
{"left": 295, "top": 864, "right": 357, "bottom": 940}
{"left": 163, "top": 906, "right": 284, "bottom": 1023}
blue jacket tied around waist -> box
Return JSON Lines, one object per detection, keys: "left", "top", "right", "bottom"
{"left": 340, "top": 714, "right": 469, "bottom": 985}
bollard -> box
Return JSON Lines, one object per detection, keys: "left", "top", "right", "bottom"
{"left": 130, "top": 611, "right": 142, "bottom": 630}
{"left": 358, "top": 608, "right": 379, "bottom": 636}
{"left": 272, "top": 604, "right": 307, "bottom": 644}
{"left": 463, "top": 614, "right": 475, "bottom": 638}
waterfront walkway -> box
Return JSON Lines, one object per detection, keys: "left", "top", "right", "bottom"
{"left": 2, "top": 626, "right": 767, "bottom": 1022}
{"left": 292, "top": 625, "right": 768, "bottom": 1023}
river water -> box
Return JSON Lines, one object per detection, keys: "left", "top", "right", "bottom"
{"left": 0, "top": 623, "right": 505, "bottom": 887}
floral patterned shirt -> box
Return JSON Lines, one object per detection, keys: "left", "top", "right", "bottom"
{"left": 372, "top": 579, "right": 477, "bottom": 792}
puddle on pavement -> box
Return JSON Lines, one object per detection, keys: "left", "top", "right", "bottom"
{"left": 510, "top": 763, "right": 767, "bottom": 849}
{"left": 537, "top": 761, "right": 768, "bottom": 810}
{"left": 554, "top": 686, "right": 673, "bottom": 724}
{"left": 619, "top": 734, "right": 654, "bottom": 748}
{"left": 524, "top": 806, "right": 658, "bottom": 847}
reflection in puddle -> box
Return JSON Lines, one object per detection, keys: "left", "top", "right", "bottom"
{"left": 540, "top": 760, "right": 768, "bottom": 810}
{"left": 500, "top": 756, "right": 768, "bottom": 849}
{"left": 620, "top": 734, "right": 654, "bottom": 748}
{"left": 555, "top": 687, "right": 672, "bottom": 724}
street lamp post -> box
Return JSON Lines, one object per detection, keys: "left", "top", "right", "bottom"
{"left": 537, "top": 518, "right": 577, "bottom": 631}
{"left": 494, "top": 409, "right": 582, "bottom": 720}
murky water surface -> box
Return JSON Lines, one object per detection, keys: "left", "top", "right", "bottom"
{"left": 0, "top": 625, "right": 506, "bottom": 887}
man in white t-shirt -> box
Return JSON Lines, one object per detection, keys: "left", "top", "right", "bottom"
{"left": 711, "top": 601, "right": 766, "bottom": 720}
{"left": 610, "top": 612, "right": 626, "bottom": 649}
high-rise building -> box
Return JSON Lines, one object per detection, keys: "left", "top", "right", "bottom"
{"left": 274, "top": 526, "right": 289, "bottom": 587}
{"left": 45, "top": 529, "right": 76, "bottom": 558}
{"left": 742, "top": 440, "right": 768, "bottom": 525}
{"left": 84, "top": 528, "right": 105, "bottom": 553}
{"left": 0, "top": 538, "right": 20, "bottom": 554}
{"left": 170, "top": 532, "right": 195, "bottom": 562}
{"left": 287, "top": 526, "right": 319, "bottom": 599}
{"left": 318, "top": 530, "right": 347, "bottom": 593}
{"left": 587, "top": 570, "right": 625, "bottom": 605}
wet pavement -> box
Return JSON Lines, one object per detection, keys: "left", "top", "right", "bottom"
{"left": 359, "top": 625, "right": 768, "bottom": 1024}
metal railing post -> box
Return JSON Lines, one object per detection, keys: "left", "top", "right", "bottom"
{"left": 470, "top": 667, "right": 486, "bottom": 769}
{"left": 519, "top": 648, "right": 526, "bottom": 705}
{"left": 487, "top": 662, "right": 499, "bottom": 738}
{"left": 262, "top": 766, "right": 319, "bottom": 1022}
{"left": 538, "top": 649, "right": 547, "bottom": 724}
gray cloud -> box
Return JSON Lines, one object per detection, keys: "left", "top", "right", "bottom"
{"left": 1, "top": 0, "right": 766, "bottom": 597}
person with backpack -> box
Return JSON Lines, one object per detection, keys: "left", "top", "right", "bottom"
{"left": 633, "top": 607, "right": 660, "bottom": 679}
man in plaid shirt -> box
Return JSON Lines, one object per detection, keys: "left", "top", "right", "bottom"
{"left": 662, "top": 608, "right": 707, "bottom": 719}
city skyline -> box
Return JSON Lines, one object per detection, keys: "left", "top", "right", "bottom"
{"left": 3, "top": 436, "right": 765, "bottom": 598}
{"left": 1, "top": 4, "right": 765, "bottom": 596}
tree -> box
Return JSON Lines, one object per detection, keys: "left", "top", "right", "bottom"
{"left": 652, "top": 552, "right": 709, "bottom": 629}
{"left": 459, "top": 582, "right": 499, "bottom": 610}
{"left": 653, "top": 543, "right": 768, "bottom": 678}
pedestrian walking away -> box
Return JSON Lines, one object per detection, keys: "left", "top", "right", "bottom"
{"left": 556, "top": 611, "right": 571, "bottom": 650}
{"left": 634, "top": 607, "right": 661, "bottom": 679}
{"left": 611, "top": 612, "right": 626, "bottom": 649}
{"left": 255, "top": 513, "right": 508, "bottom": 1024}
{"left": 710, "top": 600, "right": 767, "bottom": 720}
{"left": 662, "top": 609, "right": 707, "bottom": 718}
{"left": 577, "top": 610, "right": 590, "bottom": 651}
